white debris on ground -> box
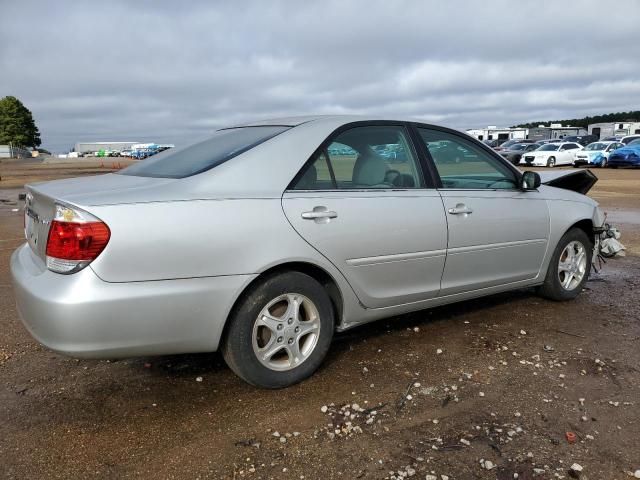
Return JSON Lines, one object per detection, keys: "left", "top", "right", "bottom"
{"left": 479, "top": 459, "right": 495, "bottom": 470}
{"left": 386, "top": 466, "right": 451, "bottom": 480}
{"left": 599, "top": 226, "right": 626, "bottom": 257}
{"left": 315, "top": 402, "right": 385, "bottom": 439}
{"left": 300, "top": 318, "right": 631, "bottom": 479}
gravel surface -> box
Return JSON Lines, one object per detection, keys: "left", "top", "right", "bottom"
{"left": 1, "top": 165, "right": 639, "bottom": 479}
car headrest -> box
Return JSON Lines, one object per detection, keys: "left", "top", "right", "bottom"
{"left": 353, "top": 151, "right": 387, "bottom": 186}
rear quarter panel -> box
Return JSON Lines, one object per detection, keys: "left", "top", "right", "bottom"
{"left": 87, "top": 198, "right": 366, "bottom": 329}
{"left": 89, "top": 199, "right": 339, "bottom": 282}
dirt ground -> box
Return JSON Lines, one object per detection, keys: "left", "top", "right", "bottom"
{"left": 1, "top": 160, "right": 639, "bottom": 479}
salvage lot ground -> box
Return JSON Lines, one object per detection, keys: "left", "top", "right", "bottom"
{"left": 0, "top": 160, "right": 639, "bottom": 479}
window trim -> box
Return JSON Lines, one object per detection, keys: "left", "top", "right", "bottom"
{"left": 286, "top": 121, "right": 438, "bottom": 192}
{"left": 409, "top": 122, "right": 525, "bottom": 191}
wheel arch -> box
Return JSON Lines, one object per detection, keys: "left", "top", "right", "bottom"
{"left": 220, "top": 261, "right": 345, "bottom": 344}
{"left": 568, "top": 218, "right": 594, "bottom": 244}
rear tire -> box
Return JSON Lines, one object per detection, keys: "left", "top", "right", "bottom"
{"left": 221, "top": 271, "right": 334, "bottom": 388}
{"left": 538, "top": 228, "right": 593, "bottom": 301}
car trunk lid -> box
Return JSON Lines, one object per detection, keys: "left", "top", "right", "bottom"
{"left": 24, "top": 187, "right": 56, "bottom": 263}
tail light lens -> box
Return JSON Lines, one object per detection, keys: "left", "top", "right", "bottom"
{"left": 46, "top": 204, "right": 110, "bottom": 274}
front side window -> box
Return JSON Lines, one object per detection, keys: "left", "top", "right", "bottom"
{"left": 119, "top": 126, "right": 289, "bottom": 178}
{"left": 417, "top": 128, "right": 517, "bottom": 190}
{"left": 291, "top": 125, "right": 423, "bottom": 190}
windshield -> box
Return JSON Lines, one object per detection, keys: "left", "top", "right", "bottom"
{"left": 536, "top": 144, "right": 559, "bottom": 151}
{"left": 628, "top": 139, "right": 640, "bottom": 146}
{"left": 118, "top": 126, "right": 289, "bottom": 178}
{"left": 622, "top": 136, "right": 640, "bottom": 144}
{"left": 585, "top": 143, "right": 607, "bottom": 151}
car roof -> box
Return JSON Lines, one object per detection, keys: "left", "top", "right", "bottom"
{"left": 226, "top": 114, "right": 465, "bottom": 130}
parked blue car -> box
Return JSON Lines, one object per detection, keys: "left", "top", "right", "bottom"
{"left": 607, "top": 139, "right": 640, "bottom": 167}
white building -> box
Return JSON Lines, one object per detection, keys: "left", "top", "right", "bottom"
{"left": 466, "top": 126, "right": 528, "bottom": 142}
{"left": 587, "top": 122, "right": 640, "bottom": 139}
{"left": 74, "top": 141, "right": 139, "bottom": 154}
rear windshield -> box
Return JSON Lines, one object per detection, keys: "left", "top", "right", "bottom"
{"left": 118, "top": 126, "right": 289, "bottom": 178}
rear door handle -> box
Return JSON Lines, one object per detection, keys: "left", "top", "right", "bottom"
{"left": 301, "top": 206, "right": 337, "bottom": 222}
{"left": 448, "top": 204, "right": 473, "bottom": 215}
{"left": 302, "top": 210, "right": 338, "bottom": 220}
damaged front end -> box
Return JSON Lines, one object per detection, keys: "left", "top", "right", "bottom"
{"left": 534, "top": 169, "right": 625, "bottom": 267}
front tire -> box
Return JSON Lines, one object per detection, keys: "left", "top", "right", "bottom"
{"left": 547, "top": 156, "right": 556, "bottom": 167}
{"left": 221, "top": 271, "right": 334, "bottom": 388}
{"left": 538, "top": 228, "right": 593, "bottom": 301}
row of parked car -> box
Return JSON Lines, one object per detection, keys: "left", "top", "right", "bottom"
{"left": 485, "top": 135, "right": 640, "bottom": 168}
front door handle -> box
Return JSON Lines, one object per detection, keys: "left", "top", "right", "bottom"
{"left": 448, "top": 204, "right": 473, "bottom": 215}
{"left": 301, "top": 206, "right": 337, "bottom": 222}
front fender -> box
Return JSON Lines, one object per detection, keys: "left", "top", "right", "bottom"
{"left": 538, "top": 197, "right": 601, "bottom": 280}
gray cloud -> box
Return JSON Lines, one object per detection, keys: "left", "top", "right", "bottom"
{"left": 1, "top": 0, "right": 639, "bottom": 152}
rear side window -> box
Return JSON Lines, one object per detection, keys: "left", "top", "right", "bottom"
{"left": 119, "top": 126, "right": 289, "bottom": 178}
{"left": 291, "top": 125, "right": 424, "bottom": 190}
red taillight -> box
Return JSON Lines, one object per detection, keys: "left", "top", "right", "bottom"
{"left": 46, "top": 220, "right": 110, "bottom": 260}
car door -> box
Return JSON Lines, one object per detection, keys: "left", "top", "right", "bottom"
{"left": 282, "top": 123, "right": 448, "bottom": 308}
{"left": 561, "top": 143, "right": 581, "bottom": 165}
{"left": 414, "top": 126, "right": 550, "bottom": 296}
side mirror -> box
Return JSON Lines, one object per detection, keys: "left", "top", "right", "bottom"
{"left": 521, "top": 171, "right": 541, "bottom": 190}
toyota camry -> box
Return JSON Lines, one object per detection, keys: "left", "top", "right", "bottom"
{"left": 11, "top": 116, "right": 604, "bottom": 388}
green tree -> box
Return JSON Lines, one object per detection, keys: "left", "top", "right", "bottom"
{"left": 0, "top": 96, "right": 41, "bottom": 148}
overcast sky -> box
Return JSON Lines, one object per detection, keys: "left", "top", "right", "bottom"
{"left": 1, "top": 0, "right": 639, "bottom": 152}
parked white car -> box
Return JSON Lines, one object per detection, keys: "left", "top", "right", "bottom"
{"left": 573, "top": 141, "right": 623, "bottom": 168}
{"left": 522, "top": 142, "right": 583, "bottom": 167}
{"left": 620, "top": 134, "right": 640, "bottom": 145}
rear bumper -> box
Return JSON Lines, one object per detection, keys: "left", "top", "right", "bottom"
{"left": 10, "top": 244, "right": 255, "bottom": 358}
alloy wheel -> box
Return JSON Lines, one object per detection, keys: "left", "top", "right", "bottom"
{"left": 252, "top": 293, "right": 321, "bottom": 371}
{"left": 557, "top": 240, "right": 587, "bottom": 290}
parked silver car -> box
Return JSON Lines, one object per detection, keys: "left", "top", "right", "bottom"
{"left": 11, "top": 116, "right": 604, "bottom": 388}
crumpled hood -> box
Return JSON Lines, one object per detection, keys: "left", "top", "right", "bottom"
{"left": 537, "top": 169, "right": 597, "bottom": 194}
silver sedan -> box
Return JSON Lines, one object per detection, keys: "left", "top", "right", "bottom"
{"left": 11, "top": 116, "right": 604, "bottom": 388}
